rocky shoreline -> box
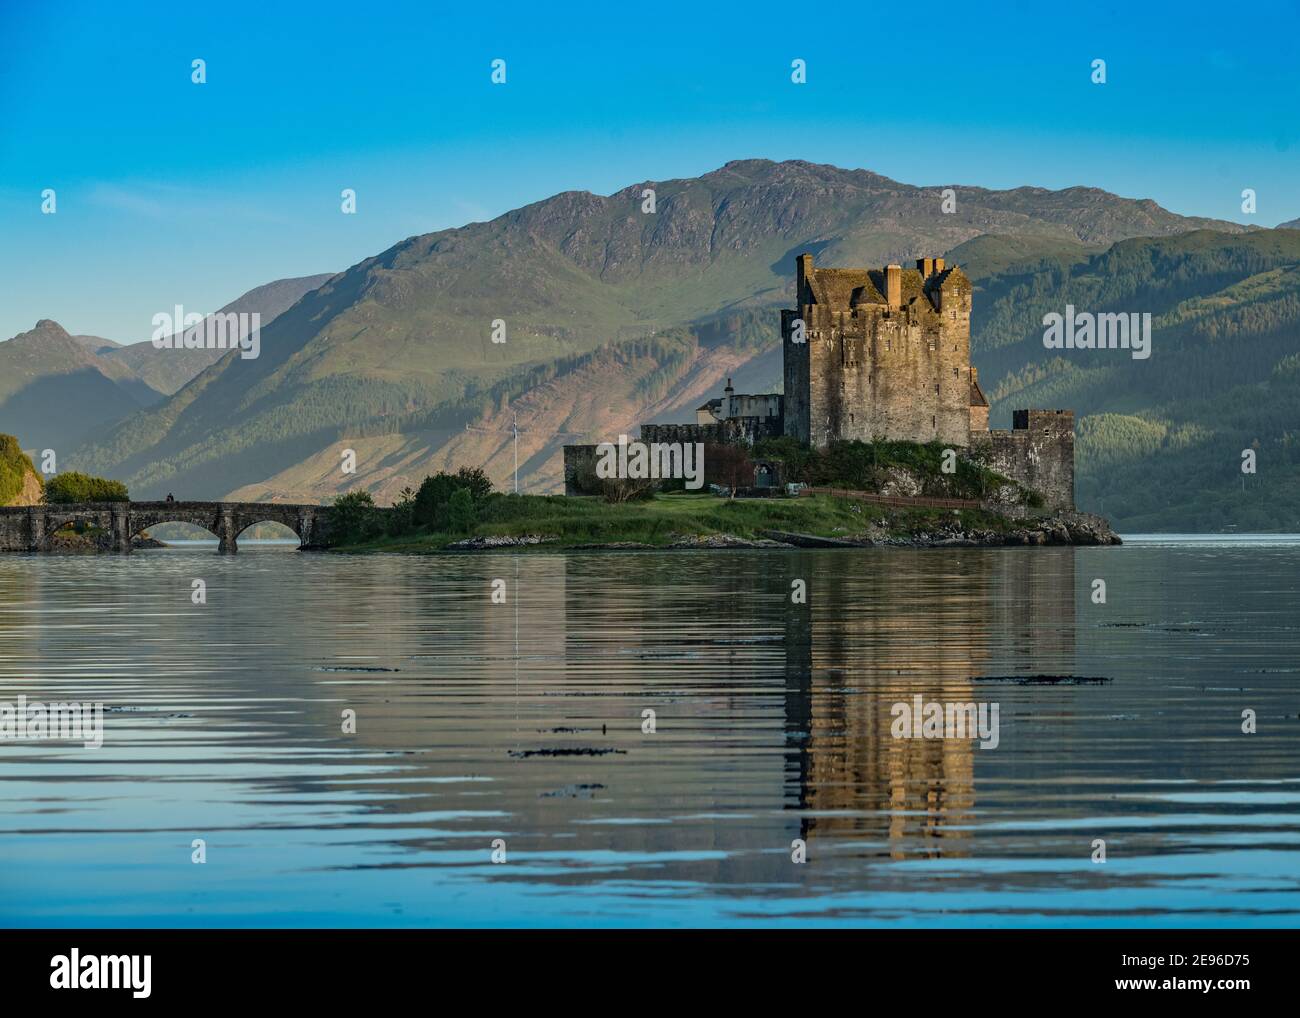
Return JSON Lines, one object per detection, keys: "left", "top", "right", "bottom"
{"left": 440, "top": 511, "right": 1121, "bottom": 551}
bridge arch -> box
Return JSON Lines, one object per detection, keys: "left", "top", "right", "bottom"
{"left": 129, "top": 519, "right": 221, "bottom": 547}
{"left": 234, "top": 519, "right": 302, "bottom": 547}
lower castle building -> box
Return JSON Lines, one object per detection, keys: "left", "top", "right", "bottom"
{"left": 564, "top": 253, "right": 1075, "bottom": 509}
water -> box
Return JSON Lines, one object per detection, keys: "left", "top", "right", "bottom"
{"left": 2, "top": 539, "right": 1299, "bottom": 927}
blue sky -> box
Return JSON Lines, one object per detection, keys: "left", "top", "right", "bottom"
{"left": 2, "top": 0, "right": 1297, "bottom": 342}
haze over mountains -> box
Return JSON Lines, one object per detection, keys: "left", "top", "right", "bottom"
{"left": 7, "top": 159, "right": 1299, "bottom": 530}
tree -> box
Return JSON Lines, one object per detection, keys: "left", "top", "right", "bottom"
{"left": 413, "top": 467, "right": 494, "bottom": 529}
{"left": 328, "top": 490, "right": 381, "bottom": 544}
{"left": 447, "top": 488, "right": 476, "bottom": 532}
{"left": 703, "top": 442, "right": 754, "bottom": 499}
{"left": 43, "top": 471, "right": 128, "bottom": 503}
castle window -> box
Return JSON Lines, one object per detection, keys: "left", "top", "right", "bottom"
{"left": 953, "top": 367, "right": 959, "bottom": 377}
{"left": 932, "top": 416, "right": 937, "bottom": 428}
{"left": 935, "top": 384, "right": 940, "bottom": 394}
{"left": 950, "top": 311, "right": 957, "bottom": 320}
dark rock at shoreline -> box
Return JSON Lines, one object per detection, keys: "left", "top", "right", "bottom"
{"left": 760, "top": 530, "right": 869, "bottom": 548}
{"left": 673, "top": 533, "right": 790, "bottom": 549}
{"left": 874, "top": 510, "right": 1121, "bottom": 548}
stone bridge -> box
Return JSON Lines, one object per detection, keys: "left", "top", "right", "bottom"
{"left": 0, "top": 501, "right": 333, "bottom": 554}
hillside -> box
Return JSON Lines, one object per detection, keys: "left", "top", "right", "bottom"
{"left": 0, "top": 433, "right": 43, "bottom": 506}
{"left": 1, "top": 273, "right": 336, "bottom": 459}
{"left": 0, "top": 320, "right": 164, "bottom": 452}
{"left": 65, "top": 159, "right": 1247, "bottom": 502}
{"left": 105, "top": 273, "right": 335, "bottom": 394}
{"left": 968, "top": 229, "right": 1300, "bottom": 531}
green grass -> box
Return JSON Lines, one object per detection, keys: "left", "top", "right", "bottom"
{"left": 333, "top": 491, "right": 1020, "bottom": 552}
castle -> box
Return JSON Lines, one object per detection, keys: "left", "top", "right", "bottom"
{"left": 782, "top": 253, "right": 1075, "bottom": 508}
{"left": 565, "top": 253, "right": 1075, "bottom": 509}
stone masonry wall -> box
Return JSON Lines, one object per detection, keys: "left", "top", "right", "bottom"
{"left": 974, "top": 410, "right": 1076, "bottom": 511}
{"left": 563, "top": 445, "right": 601, "bottom": 496}
{"left": 783, "top": 254, "right": 973, "bottom": 449}
{"left": 563, "top": 416, "right": 784, "bottom": 495}
{"left": 639, "top": 417, "right": 782, "bottom": 447}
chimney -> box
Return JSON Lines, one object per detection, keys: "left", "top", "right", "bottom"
{"left": 796, "top": 253, "right": 814, "bottom": 302}
{"left": 917, "top": 257, "right": 934, "bottom": 277}
{"left": 934, "top": 257, "right": 945, "bottom": 274}
{"left": 884, "top": 264, "right": 901, "bottom": 307}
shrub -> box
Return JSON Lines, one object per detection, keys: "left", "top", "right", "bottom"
{"left": 43, "top": 471, "right": 128, "bottom": 503}
{"left": 412, "top": 467, "right": 494, "bottom": 529}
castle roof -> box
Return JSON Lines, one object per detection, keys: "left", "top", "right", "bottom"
{"left": 808, "top": 268, "right": 876, "bottom": 306}
{"left": 807, "top": 265, "right": 969, "bottom": 308}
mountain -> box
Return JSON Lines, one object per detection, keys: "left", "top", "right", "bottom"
{"left": 0, "top": 273, "right": 335, "bottom": 458}
{"left": 100, "top": 273, "right": 336, "bottom": 395}
{"left": 0, "top": 320, "right": 165, "bottom": 453}
{"left": 1280, "top": 217, "right": 1300, "bottom": 230}
{"left": 968, "top": 228, "right": 1300, "bottom": 531}
{"left": 66, "top": 159, "right": 1249, "bottom": 502}
{"left": 72, "top": 335, "right": 124, "bottom": 355}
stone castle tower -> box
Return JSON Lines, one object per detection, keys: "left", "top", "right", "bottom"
{"left": 782, "top": 253, "right": 980, "bottom": 447}
{"left": 781, "top": 252, "right": 1074, "bottom": 509}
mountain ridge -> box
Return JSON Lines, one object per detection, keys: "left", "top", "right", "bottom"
{"left": 64, "top": 159, "right": 1253, "bottom": 503}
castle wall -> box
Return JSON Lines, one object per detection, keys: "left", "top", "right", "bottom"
{"left": 640, "top": 417, "right": 782, "bottom": 447}
{"left": 782, "top": 307, "right": 810, "bottom": 443}
{"left": 718, "top": 392, "right": 782, "bottom": 421}
{"left": 562, "top": 444, "right": 600, "bottom": 496}
{"left": 563, "top": 415, "right": 785, "bottom": 495}
{"left": 975, "top": 410, "right": 1075, "bottom": 511}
